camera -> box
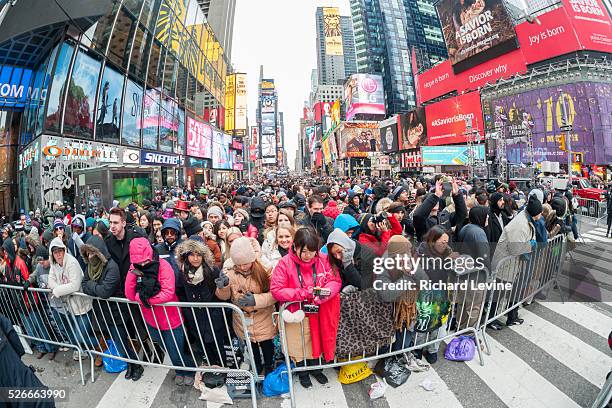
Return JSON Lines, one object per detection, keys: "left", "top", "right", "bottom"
{"left": 303, "top": 304, "right": 320, "bottom": 314}
{"left": 373, "top": 213, "right": 387, "bottom": 224}
{"left": 313, "top": 287, "right": 331, "bottom": 297}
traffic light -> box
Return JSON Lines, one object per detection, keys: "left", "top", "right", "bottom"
{"left": 573, "top": 152, "right": 583, "bottom": 163}
{"left": 559, "top": 134, "right": 566, "bottom": 151}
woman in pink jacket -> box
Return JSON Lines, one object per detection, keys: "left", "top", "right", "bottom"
{"left": 125, "top": 237, "right": 196, "bottom": 386}
{"left": 270, "top": 227, "right": 342, "bottom": 389}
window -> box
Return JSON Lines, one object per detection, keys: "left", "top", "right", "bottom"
{"left": 107, "top": 8, "right": 136, "bottom": 69}
{"left": 122, "top": 78, "right": 143, "bottom": 147}
{"left": 96, "top": 63, "right": 124, "bottom": 144}
{"left": 45, "top": 43, "right": 74, "bottom": 133}
{"left": 142, "top": 87, "right": 160, "bottom": 149}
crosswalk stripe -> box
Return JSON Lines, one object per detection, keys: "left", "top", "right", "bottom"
{"left": 580, "top": 232, "right": 611, "bottom": 243}
{"left": 508, "top": 308, "right": 610, "bottom": 387}
{"left": 281, "top": 368, "right": 351, "bottom": 408}
{"left": 537, "top": 301, "right": 612, "bottom": 338}
{"left": 383, "top": 365, "right": 464, "bottom": 408}
{"left": 567, "top": 253, "right": 612, "bottom": 281}
{"left": 464, "top": 336, "right": 581, "bottom": 408}
{"left": 95, "top": 363, "right": 170, "bottom": 408}
{"left": 586, "top": 228, "right": 610, "bottom": 237}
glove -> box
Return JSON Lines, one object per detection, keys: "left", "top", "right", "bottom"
{"left": 296, "top": 287, "right": 313, "bottom": 301}
{"left": 310, "top": 212, "right": 326, "bottom": 228}
{"left": 342, "top": 285, "right": 358, "bottom": 294}
{"left": 136, "top": 276, "right": 161, "bottom": 309}
{"left": 236, "top": 292, "right": 256, "bottom": 307}
{"left": 341, "top": 250, "right": 353, "bottom": 268}
{"left": 215, "top": 271, "right": 229, "bottom": 289}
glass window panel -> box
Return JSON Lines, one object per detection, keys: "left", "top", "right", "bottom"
{"left": 90, "top": 1, "right": 121, "bottom": 53}
{"left": 176, "top": 106, "right": 185, "bottom": 154}
{"left": 122, "top": 78, "right": 143, "bottom": 147}
{"left": 37, "top": 45, "right": 59, "bottom": 136}
{"left": 63, "top": 50, "right": 101, "bottom": 139}
{"left": 123, "top": 0, "right": 144, "bottom": 17}
{"left": 147, "top": 39, "right": 162, "bottom": 88}
{"left": 107, "top": 8, "right": 136, "bottom": 69}
{"left": 176, "top": 65, "right": 188, "bottom": 105}
{"left": 96, "top": 64, "right": 124, "bottom": 144}
{"left": 129, "top": 26, "right": 148, "bottom": 79}
{"left": 161, "top": 48, "right": 177, "bottom": 95}
{"left": 45, "top": 43, "right": 74, "bottom": 133}
{"left": 140, "top": 0, "right": 162, "bottom": 31}
{"left": 159, "top": 95, "right": 178, "bottom": 152}
{"left": 142, "top": 88, "right": 160, "bottom": 149}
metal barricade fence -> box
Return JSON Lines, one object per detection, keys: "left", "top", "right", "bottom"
{"left": 276, "top": 265, "right": 490, "bottom": 408}
{"left": 0, "top": 285, "right": 260, "bottom": 408}
{"left": 479, "top": 234, "right": 567, "bottom": 356}
{"left": 576, "top": 198, "right": 607, "bottom": 226}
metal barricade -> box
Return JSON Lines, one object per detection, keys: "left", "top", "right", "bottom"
{"left": 276, "top": 265, "right": 490, "bottom": 408}
{"left": 0, "top": 285, "right": 260, "bottom": 407}
{"left": 576, "top": 198, "right": 607, "bottom": 226}
{"left": 479, "top": 234, "right": 567, "bottom": 355}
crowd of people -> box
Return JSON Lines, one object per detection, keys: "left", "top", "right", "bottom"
{"left": 0, "top": 175, "right": 606, "bottom": 391}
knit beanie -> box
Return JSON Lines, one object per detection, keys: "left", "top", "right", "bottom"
{"left": 230, "top": 236, "right": 257, "bottom": 265}
{"left": 35, "top": 245, "right": 49, "bottom": 261}
{"left": 207, "top": 206, "right": 224, "bottom": 220}
{"left": 53, "top": 219, "right": 65, "bottom": 230}
{"left": 386, "top": 235, "right": 411, "bottom": 258}
{"left": 526, "top": 195, "right": 543, "bottom": 217}
{"left": 234, "top": 208, "right": 249, "bottom": 223}
{"left": 391, "top": 186, "right": 406, "bottom": 201}
{"left": 358, "top": 213, "right": 373, "bottom": 234}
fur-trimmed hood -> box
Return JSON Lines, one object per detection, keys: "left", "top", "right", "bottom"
{"left": 79, "top": 235, "right": 110, "bottom": 264}
{"left": 25, "top": 231, "right": 41, "bottom": 249}
{"left": 175, "top": 238, "right": 215, "bottom": 270}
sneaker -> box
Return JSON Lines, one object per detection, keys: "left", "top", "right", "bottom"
{"left": 423, "top": 351, "right": 438, "bottom": 365}
{"left": 506, "top": 318, "right": 524, "bottom": 326}
{"left": 487, "top": 320, "right": 504, "bottom": 331}
{"left": 311, "top": 371, "right": 328, "bottom": 385}
{"left": 60, "top": 347, "right": 69, "bottom": 352}
{"left": 174, "top": 375, "right": 185, "bottom": 386}
{"left": 406, "top": 355, "right": 430, "bottom": 372}
{"left": 298, "top": 373, "right": 312, "bottom": 389}
{"left": 184, "top": 376, "right": 195, "bottom": 386}
{"left": 131, "top": 365, "right": 144, "bottom": 382}
{"left": 73, "top": 351, "right": 89, "bottom": 361}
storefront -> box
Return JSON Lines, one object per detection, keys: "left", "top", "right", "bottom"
{"left": 185, "top": 157, "right": 212, "bottom": 190}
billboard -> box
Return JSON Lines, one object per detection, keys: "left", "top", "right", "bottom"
{"left": 306, "top": 126, "right": 317, "bottom": 153}
{"left": 330, "top": 100, "right": 341, "bottom": 129}
{"left": 456, "top": 48, "right": 527, "bottom": 91}
{"left": 340, "top": 122, "right": 380, "bottom": 158}
{"left": 261, "top": 132, "right": 277, "bottom": 160}
{"left": 261, "top": 112, "right": 275, "bottom": 134}
{"left": 186, "top": 117, "right": 212, "bottom": 158}
{"left": 486, "top": 82, "right": 611, "bottom": 164}
{"left": 225, "top": 74, "right": 235, "bottom": 132}
{"left": 425, "top": 92, "right": 484, "bottom": 146}
{"left": 212, "top": 131, "right": 232, "bottom": 169}
{"left": 563, "top": 0, "right": 612, "bottom": 52}
{"left": 399, "top": 108, "right": 427, "bottom": 150}
{"left": 416, "top": 60, "right": 455, "bottom": 104}
{"left": 323, "top": 7, "right": 344, "bottom": 56}
{"left": 235, "top": 73, "right": 247, "bottom": 134}
{"left": 261, "top": 94, "right": 276, "bottom": 113}
{"left": 515, "top": 6, "right": 581, "bottom": 65}
{"left": 261, "top": 79, "right": 275, "bottom": 91}
{"left": 379, "top": 116, "right": 399, "bottom": 153}
{"left": 344, "top": 74, "right": 385, "bottom": 120}
{"left": 422, "top": 145, "right": 486, "bottom": 165}
{"left": 436, "top": 0, "right": 518, "bottom": 68}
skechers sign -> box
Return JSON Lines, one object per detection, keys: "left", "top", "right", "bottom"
{"left": 141, "top": 150, "right": 181, "bottom": 166}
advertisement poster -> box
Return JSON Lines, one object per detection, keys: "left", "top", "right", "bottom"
{"left": 121, "top": 78, "right": 142, "bottom": 147}
{"left": 322, "top": 137, "right": 331, "bottom": 164}
{"left": 112, "top": 174, "right": 152, "bottom": 207}
{"left": 261, "top": 132, "right": 277, "bottom": 159}
{"left": 344, "top": 74, "right": 385, "bottom": 120}
{"left": 340, "top": 122, "right": 380, "bottom": 158}
{"left": 456, "top": 48, "right": 527, "bottom": 90}
{"left": 261, "top": 94, "right": 276, "bottom": 113}
{"left": 399, "top": 108, "right": 428, "bottom": 150}
{"left": 323, "top": 7, "right": 343, "bottom": 56}
{"left": 515, "top": 7, "right": 581, "bottom": 65}
{"left": 187, "top": 116, "right": 212, "bottom": 158}
{"left": 422, "top": 145, "right": 485, "bottom": 165}
{"left": 212, "top": 131, "right": 232, "bottom": 169}
{"left": 436, "top": 0, "right": 518, "bottom": 66}
{"left": 379, "top": 116, "right": 399, "bottom": 153}
{"left": 96, "top": 64, "right": 124, "bottom": 143}
{"left": 234, "top": 73, "right": 247, "bottom": 132}
{"left": 159, "top": 96, "right": 179, "bottom": 153}
{"left": 225, "top": 74, "right": 235, "bottom": 132}
{"left": 63, "top": 50, "right": 101, "bottom": 138}
{"left": 487, "top": 82, "right": 611, "bottom": 164}
{"left": 425, "top": 92, "right": 484, "bottom": 146}
{"left": 330, "top": 100, "right": 341, "bottom": 129}
{"left": 416, "top": 60, "right": 456, "bottom": 104}
{"left": 306, "top": 126, "right": 317, "bottom": 153}
{"left": 563, "top": 0, "right": 612, "bottom": 52}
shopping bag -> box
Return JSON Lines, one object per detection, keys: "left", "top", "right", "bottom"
{"left": 262, "top": 362, "right": 294, "bottom": 397}
{"left": 103, "top": 339, "right": 128, "bottom": 373}
{"left": 444, "top": 336, "right": 475, "bottom": 362}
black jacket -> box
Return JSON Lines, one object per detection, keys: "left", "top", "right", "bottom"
{"left": 413, "top": 193, "right": 467, "bottom": 242}
{"left": 300, "top": 210, "right": 334, "bottom": 243}
{"left": 343, "top": 203, "right": 361, "bottom": 219}
{"left": 340, "top": 241, "right": 377, "bottom": 290}
{"left": 105, "top": 229, "right": 143, "bottom": 296}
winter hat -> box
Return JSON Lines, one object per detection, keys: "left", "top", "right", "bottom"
{"left": 233, "top": 208, "right": 249, "bottom": 223}
{"left": 550, "top": 197, "right": 567, "bottom": 218}
{"left": 386, "top": 235, "right": 411, "bottom": 258}
{"left": 322, "top": 201, "right": 341, "bottom": 220}
{"left": 469, "top": 205, "right": 489, "bottom": 228}
{"left": 526, "top": 195, "right": 543, "bottom": 217}
{"left": 206, "top": 206, "right": 224, "bottom": 220}
{"left": 86, "top": 217, "right": 95, "bottom": 229}
{"left": 96, "top": 220, "right": 110, "bottom": 237}
{"left": 528, "top": 188, "right": 544, "bottom": 205}
{"left": 72, "top": 217, "right": 84, "bottom": 229}
{"left": 126, "top": 212, "right": 137, "bottom": 228}
{"left": 35, "top": 245, "right": 49, "bottom": 261}
{"left": 183, "top": 216, "right": 203, "bottom": 238}
{"left": 41, "top": 229, "right": 54, "bottom": 244}
{"left": 162, "top": 208, "right": 174, "bottom": 220}
{"left": 387, "top": 202, "right": 406, "bottom": 214}
{"left": 358, "top": 213, "right": 374, "bottom": 235}
{"left": 391, "top": 186, "right": 406, "bottom": 201}
{"left": 53, "top": 219, "right": 65, "bottom": 230}
{"left": 250, "top": 197, "right": 267, "bottom": 218}
{"left": 293, "top": 193, "right": 306, "bottom": 208}
{"left": 202, "top": 221, "right": 214, "bottom": 230}
{"left": 230, "top": 236, "right": 257, "bottom": 265}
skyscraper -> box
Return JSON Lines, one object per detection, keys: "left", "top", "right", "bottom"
{"left": 315, "top": 7, "right": 358, "bottom": 86}
{"left": 350, "top": 0, "right": 447, "bottom": 114}
{"left": 197, "top": 0, "right": 236, "bottom": 58}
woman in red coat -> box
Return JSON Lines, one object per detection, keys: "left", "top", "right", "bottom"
{"left": 357, "top": 212, "right": 403, "bottom": 256}
{"left": 270, "top": 227, "right": 341, "bottom": 389}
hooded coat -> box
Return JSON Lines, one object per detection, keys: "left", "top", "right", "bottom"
{"left": 491, "top": 209, "right": 535, "bottom": 280}
{"left": 125, "top": 237, "right": 183, "bottom": 331}
{"left": 458, "top": 206, "right": 491, "bottom": 271}
{"left": 270, "top": 249, "right": 341, "bottom": 361}
{"left": 68, "top": 214, "right": 91, "bottom": 272}
{"left": 487, "top": 192, "right": 507, "bottom": 246}
{"left": 105, "top": 228, "right": 143, "bottom": 297}
{"left": 343, "top": 192, "right": 362, "bottom": 219}
{"left": 326, "top": 228, "right": 375, "bottom": 290}
{"left": 81, "top": 235, "right": 122, "bottom": 325}
{"left": 47, "top": 237, "right": 92, "bottom": 316}
{"left": 357, "top": 213, "right": 403, "bottom": 256}
{"left": 174, "top": 239, "right": 226, "bottom": 344}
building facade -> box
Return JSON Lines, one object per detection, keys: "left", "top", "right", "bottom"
{"left": 315, "top": 7, "right": 358, "bottom": 86}
{"left": 0, "top": 0, "right": 236, "bottom": 215}
{"left": 350, "top": 0, "right": 447, "bottom": 114}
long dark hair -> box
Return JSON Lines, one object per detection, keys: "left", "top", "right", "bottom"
{"left": 423, "top": 225, "right": 451, "bottom": 258}
{"left": 292, "top": 227, "right": 321, "bottom": 256}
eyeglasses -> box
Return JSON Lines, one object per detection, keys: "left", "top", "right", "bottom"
{"left": 54, "top": 227, "right": 64, "bottom": 231}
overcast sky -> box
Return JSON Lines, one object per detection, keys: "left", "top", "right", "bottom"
{"left": 232, "top": 0, "right": 351, "bottom": 170}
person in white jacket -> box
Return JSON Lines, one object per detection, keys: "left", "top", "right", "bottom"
{"left": 47, "top": 237, "right": 96, "bottom": 360}
{"left": 261, "top": 225, "right": 295, "bottom": 269}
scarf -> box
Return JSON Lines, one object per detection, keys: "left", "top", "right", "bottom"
{"left": 187, "top": 265, "right": 204, "bottom": 285}
{"left": 88, "top": 255, "right": 106, "bottom": 282}
{"left": 278, "top": 246, "right": 288, "bottom": 257}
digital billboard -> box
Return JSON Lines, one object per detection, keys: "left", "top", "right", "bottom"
{"left": 344, "top": 74, "right": 385, "bottom": 120}
{"left": 306, "top": 126, "right": 317, "bottom": 153}
{"left": 436, "top": 0, "right": 518, "bottom": 69}
{"left": 486, "top": 82, "right": 611, "bottom": 164}
{"left": 379, "top": 116, "right": 399, "bottom": 153}
{"left": 421, "top": 145, "right": 486, "bottom": 165}
{"left": 340, "top": 122, "right": 380, "bottom": 158}
{"left": 225, "top": 74, "right": 235, "bottom": 132}
{"left": 187, "top": 116, "right": 212, "bottom": 158}
{"left": 323, "top": 7, "right": 344, "bottom": 56}
{"left": 399, "top": 108, "right": 428, "bottom": 150}
{"left": 563, "top": 0, "right": 612, "bottom": 52}
{"left": 261, "top": 132, "right": 277, "bottom": 161}
{"left": 212, "top": 131, "right": 232, "bottom": 169}
{"left": 416, "top": 60, "right": 455, "bottom": 104}
{"left": 234, "top": 73, "right": 247, "bottom": 134}
{"left": 261, "top": 94, "right": 276, "bottom": 113}
{"left": 425, "top": 92, "right": 484, "bottom": 146}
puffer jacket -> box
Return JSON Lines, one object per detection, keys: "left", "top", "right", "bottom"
{"left": 491, "top": 209, "right": 535, "bottom": 281}
{"left": 270, "top": 249, "right": 341, "bottom": 361}
{"left": 47, "top": 237, "right": 92, "bottom": 316}
{"left": 175, "top": 239, "right": 226, "bottom": 344}
{"left": 125, "top": 237, "right": 183, "bottom": 331}
{"left": 217, "top": 262, "right": 277, "bottom": 343}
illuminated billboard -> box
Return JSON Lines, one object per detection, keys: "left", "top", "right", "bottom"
{"left": 323, "top": 7, "right": 343, "bottom": 56}
{"left": 344, "top": 74, "right": 385, "bottom": 121}
{"left": 436, "top": 0, "right": 518, "bottom": 69}
{"left": 224, "top": 74, "right": 235, "bottom": 132}
{"left": 398, "top": 108, "right": 428, "bottom": 150}
{"left": 212, "top": 131, "right": 232, "bottom": 169}
{"left": 234, "top": 73, "right": 247, "bottom": 135}
{"left": 379, "top": 116, "right": 399, "bottom": 153}
{"left": 425, "top": 92, "right": 484, "bottom": 146}
{"left": 340, "top": 122, "right": 380, "bottom": 158}
{"left": 186, "top": 116, "right": 212, "bottom": 158}
{"left": 562, "top": 0, "right": 612, "bottom": 53}
{"left": 422, "top": 145, "right": 486, "bottom": 165}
